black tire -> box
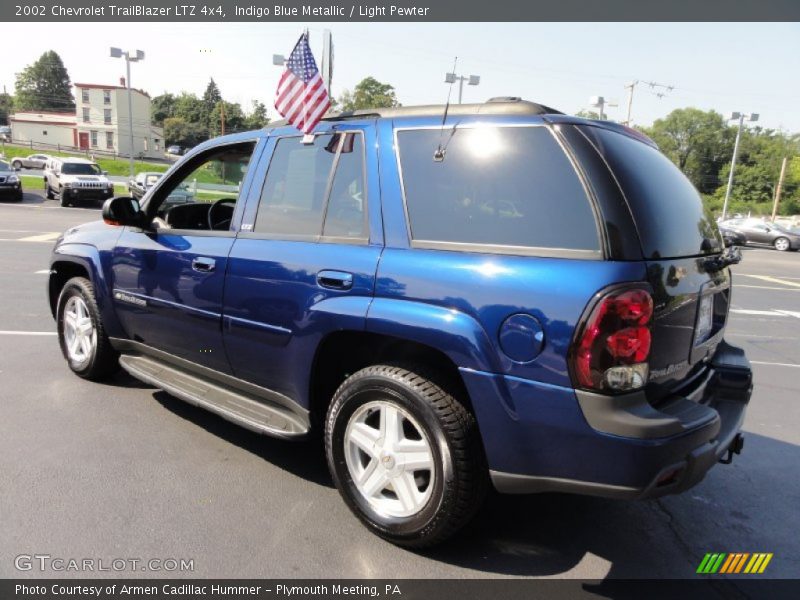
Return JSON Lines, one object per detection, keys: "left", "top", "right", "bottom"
{"left": 773, "top": 237, "right": 791, "bottom": 252}
{"left": 59, "top": 187, "right": 71, "bottom": 207}
{"left": 12, "top": 160, "right": 22, "bottom": 169}
{"left": 325, "top": 364, "right": 488, "bottom": 548}
{"left": 45, "top": 180, "right": 54, "bottom": 199}
{"left": 56, "top": 276, "right": 119, "bottom": 380}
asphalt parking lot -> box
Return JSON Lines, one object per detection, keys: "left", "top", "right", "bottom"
{"left": 1, "top": 188, "right": 799, "bottom": 581}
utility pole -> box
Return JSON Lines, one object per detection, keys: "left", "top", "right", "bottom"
{"left": 621, "top": 80, "right": 673, "bottom": 126}
{"left": 623, "top": 81, "right": 638, "bottom": 125}
{"left": 771, "top": 156, "right": 789, "bottom": 222}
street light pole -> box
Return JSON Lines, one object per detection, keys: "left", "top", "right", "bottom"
{"left": 445, "top": 72, "right": 480, "bottom": 104}
{"left": 110, "top": 47, "right": 145, "bottom": 179}
{"left": 124, "top": 57, "right": 134, "bottom": 178}
{"left": 721, "top": 111, "right": 759, "bottom": 222}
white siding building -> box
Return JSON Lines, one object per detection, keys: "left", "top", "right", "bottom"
{"left": 8, "top": 111, "right": 77, "bottom": 148}
{"left": 9, "top": 82, "right": 164, "bottom": 159}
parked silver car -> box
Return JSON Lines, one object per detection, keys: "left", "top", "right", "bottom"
{"left": 10, "top": 153, "right": 49, "bottom": 170}
{"left": 127, "top": 171, "right": 163, "bottom": 201}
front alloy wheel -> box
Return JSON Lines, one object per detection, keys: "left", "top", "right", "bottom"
{"left": 62, "top": 295, "right": 97, "bottom": 364}
{"left": 774, "top": 237, "right": 790, "bottom": 252}
{"left": 56, "top": 276, "right": 119, "bottom": 380}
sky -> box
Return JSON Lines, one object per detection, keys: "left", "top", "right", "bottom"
{"left": 2, "top": 22, "right": 798, "bottom": 133}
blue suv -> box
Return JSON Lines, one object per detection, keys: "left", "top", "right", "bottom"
{"left": 48, "top": 99, "right": 752, "bottom": 547}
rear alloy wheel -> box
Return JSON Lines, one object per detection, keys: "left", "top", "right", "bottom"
{"left": 56, "top": 277, "right": 119, "bottom": 380}
{"left": 325, "top": 364, "right": 488, "bottom": 548}
{"left": 773, "top": 237, "right": 790, "bottom": 252}
{"left": 12, "top": 160, "right": 22, "bottom": 169}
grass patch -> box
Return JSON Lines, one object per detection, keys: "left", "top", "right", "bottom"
{"left": 1, "top": 143, "right": 169, "bottom": 177}
{"left": 1, "top": 142, "right": 237, "bottom": 186}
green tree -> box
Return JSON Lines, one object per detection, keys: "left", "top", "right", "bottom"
{"left": 575, "top": 109, "right": 601, "bottom": 120}
{"left": 163, "top": 116, "right": 208, "bottom": 148}
{"left": 337, "top": 77, "right": 400, "bottom": 111}
{"left": 151, "top": 93, "right": 176, "bottom": 127}
{"left": 245, "top": 100, "right": 269, "bottom": 130}
{"left": 14, "top": 50, "right": 74, "bottom": 112}
{"left": 713, "top": 128, "right": 800, "bottom": 216}
{"left": 201, "top": 78, "right": 223, "bottom": 131}
{"left": 643, "top": 108, "right": 732, "bottom": 194}
{"left": 209, "top": 101, "right": 245, "bottom": 137}
{"left": 0, "top": 92, "right": 13, "bottom": 125}
{"left": 172, "top": 92, "right": 205, "bottom": 126}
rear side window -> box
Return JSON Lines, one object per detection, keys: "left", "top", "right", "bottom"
{"left": 397, "top": 126, "right": 599, "bottom": 254}
{"left": 582, "top": 126, "right": 722, "bottom": 259}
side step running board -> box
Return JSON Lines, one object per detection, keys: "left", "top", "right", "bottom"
{"left": 119, "top": 354, "right": 308, "bottom": 438}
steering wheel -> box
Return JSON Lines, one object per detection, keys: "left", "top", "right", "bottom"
{"left": 207, "top": 199, "right": 236, "bottom": 230}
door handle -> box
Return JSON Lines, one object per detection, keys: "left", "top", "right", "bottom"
{"left": 317, "top": 270, "right": 353, "bottom": 290}
{"left": 192, "top": 257, "right": 216, "bottom": 273}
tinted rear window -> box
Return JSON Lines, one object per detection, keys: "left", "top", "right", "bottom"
{"left": 582, "top": 126, "right": 722, "bottom": 259}
{"left": 397, "top": 126, "right": 599, "bottom": 254}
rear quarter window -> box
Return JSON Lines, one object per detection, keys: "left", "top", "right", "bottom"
{"left": 396, "top": 126, "right": 600, "bottom": 256}
{"left": 580, "top": 126, "right": 722, "bottom": 259}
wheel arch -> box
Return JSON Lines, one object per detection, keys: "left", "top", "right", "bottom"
{"left": 309, "top": 330, "right": 477, "bottom": 433}
{"left": 49, "top": 246, "right": 125, "bottom": 338}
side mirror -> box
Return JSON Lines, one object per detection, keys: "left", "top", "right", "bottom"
{"left": 102, "top": 196, "right": 144, "bottom": 227}
{"left": 102, "top": 170, "right": 109, "bottom": 175}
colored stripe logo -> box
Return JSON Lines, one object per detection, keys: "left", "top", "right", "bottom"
{"left": 697, "top": 553, "right": 773, "bottom": 574}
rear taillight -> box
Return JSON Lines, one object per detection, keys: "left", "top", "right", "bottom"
{"left": 571, "top": 287, "right": 654, "bottom": 393}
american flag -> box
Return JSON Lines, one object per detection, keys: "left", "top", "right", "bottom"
{"left": 275, "top": 33, "right": 331, "bottom": 134}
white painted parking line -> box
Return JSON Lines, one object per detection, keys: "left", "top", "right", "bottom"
{"left": 0, "top": 331, "right": 56, "bottom": 336}
{"left": 730, "top": 309, "right": 788, "bottom": 317}
{"left": 751, "top": 361, "right": 800, "bottom": 369}
{"left": 17, "top": 232, "right": 60, "bottom": 242}
{"left": 736, "top": 284, "right": 800, "bottom": 292}
{"left": 737, "top": 274, "right": 800, "bottom": 289}
{"left": 776, "top": 310, "right": 800, "bottom": 319}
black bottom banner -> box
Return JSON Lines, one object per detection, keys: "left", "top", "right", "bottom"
{"left": 3, "top": 579, "right": 800, "bottom": 600}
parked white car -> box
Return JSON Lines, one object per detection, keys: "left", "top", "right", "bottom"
{"left": 44, "top": 157, "right": 114, "bottom": 207}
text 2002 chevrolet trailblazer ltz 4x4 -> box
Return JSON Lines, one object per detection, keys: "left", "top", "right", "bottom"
{"left": 48, "top": 99, "right": 753, "bottom": 547}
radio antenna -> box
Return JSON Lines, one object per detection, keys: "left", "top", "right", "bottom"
{"left": 434, "top": 56, "right": 458, "bottom": 161}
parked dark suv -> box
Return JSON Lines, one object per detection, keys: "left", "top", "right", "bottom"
{"left": 48, "top": 99, "right": 752, "bottom": 547}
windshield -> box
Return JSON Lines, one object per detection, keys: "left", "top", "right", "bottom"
{"left": 0, "top": 161, "right": 9, "bottom": 171}
{"left": 62, "top": 163, "right": 102, "bottom": 175}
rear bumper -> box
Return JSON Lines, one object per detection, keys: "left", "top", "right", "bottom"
{"left": 465, "top": 341, "right": 752, "bottom": 499}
